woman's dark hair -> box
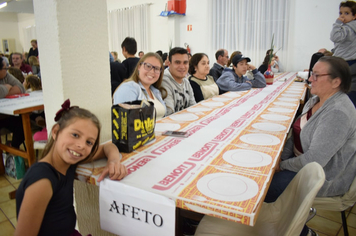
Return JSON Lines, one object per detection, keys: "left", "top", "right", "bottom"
{"left": 41, "top": 106, "right": 101, "bottom": 163}
{"left": 227, "top": 51, "right": 242, "bottom": 67}
{"left": 0, "top": 57, "right": 3, "bottom": 70}
{"left": 340, "top": 1, "right": 356, "bottom": 15}
{"left": 318, "top": 56, "right": 351, "bottom": 93}
{"left": 162, "top": 53, "right": 168, "bottom": 62}
{"left": 308, "top": 52, "right": 325, "bottom": 79}
{"left": 8, "top": 67, "right": 25, "bottom": 83}
{"left": 262, "top": 54, "right": 271, "bottom": 67}
{"left": 188, "top": 53, "right": 208, "bottom": 75}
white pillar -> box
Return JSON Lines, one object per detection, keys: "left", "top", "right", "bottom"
{"left": 33, "top": 0, "right": 112, "bottom": 141}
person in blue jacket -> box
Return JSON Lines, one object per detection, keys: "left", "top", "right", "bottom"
{"left": 216, "top": 54, "right": 266, "bottom": 92}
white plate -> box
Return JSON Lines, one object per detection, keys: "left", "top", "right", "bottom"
{"left": 267, "top": 107, "right": 294, "bottom": 113}
{"left": 261, "top": 114, "right": 290, "bottom": 121}
{"left": 273, "top": 102, "right": 295, "bottom": 107}
{"left": 278, "top": 97, "right": 299, "bottom": 102}
{"left": 288, "top": 87, "right": 304, "bottom": 91}
{"left": 212, "top": 97, "right": 231, "bottom": 102}
{"left": 197, "top": 173, "right": 259, "bottom": 201}
{"left": 223, "top": 149, "right": 272, "bottom": 167}
{"left": 169, "top": 113, "right": 199, "bottom": 121}
{"left": 187, "top": 107, "right": 212, "bottom": 113}
{"left": 201, "top": 101, "right": 225, "bottom": 107}
{"left": 281, "top": 94, "right": 300, "bottom": 97}
{"left": 285, "top": 90, "right": 301, "bottom": 94}
{"left": 155, "top": 123, "right": 181, "bottom": 132}
{"left": 240, "top": 133, "right": 280, "bottom": 145}
{"left": 224, "top": 93, "right": 242, "bottom": 98}
{"left": 252, "top": 122, "right": 287, "bottom": 131}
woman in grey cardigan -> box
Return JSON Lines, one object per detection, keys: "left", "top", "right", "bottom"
{"left": 266, "top": 56, "right": 356, "bottom": 235}
{"left": 267, "top": 56, "right": 356, "bottom": 201}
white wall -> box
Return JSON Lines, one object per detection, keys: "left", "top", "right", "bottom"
{"left": 0, "top": 13, "right": 21, "bottom": 53}
{"left": 287, "top": 0, "right": 340, "bottom": 71}
{"left": 107, "top": 0, "right": 169, "bottom": 61}
{"left": 1, "top": 0, "right": 343, "bottom": 72}
{"left": 17, "top": 13, "right": 36, "bottom": 52}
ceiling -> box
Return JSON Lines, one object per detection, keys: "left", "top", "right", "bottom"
{"left": 0, "top": 0, "right": 34, "bottom": 14}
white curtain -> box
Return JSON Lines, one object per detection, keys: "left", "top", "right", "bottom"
{"left": 108, "top": 4, "right": 149, "bottom": 56}
{"left": 23, "top": 25, "right": 37, "bottom": 53}
{"left": 211, "top": 0, "right": 290, "bottom": 67}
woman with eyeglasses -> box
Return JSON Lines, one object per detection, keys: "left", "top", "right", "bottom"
{"left": 113, "top": 52, "right": 167, "bottom": 119}
{"left": 188, "top": 53, "right": 222, "bottom": 103}
{"left": 264, "top": 56, "right": 356, "bottom": 235}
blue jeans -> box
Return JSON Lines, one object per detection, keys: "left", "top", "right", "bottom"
{"left": 264, "top": 170, "right": 309, "bottom": 236}
{"left": 347, "top": 91, "right": 356, "bottom": 108}
{"left": 264, "top": 170, "right": 297, "bottom": 203}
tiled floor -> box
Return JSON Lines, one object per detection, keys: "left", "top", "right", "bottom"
{"left": 0, "top": 170, "right": 355, "bottom": 236}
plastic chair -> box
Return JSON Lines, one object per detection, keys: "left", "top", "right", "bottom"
{"left": 194, "top": 162, "right": 325, "bottom": 236}
{"left": 312, "top": 176, "right": 356, "bottom": 236}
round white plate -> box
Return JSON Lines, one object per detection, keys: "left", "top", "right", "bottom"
{"left": 267, "top": 107, "right": 294, "bottom": 113}
{"left": 197, "top": 173, "right": 259, "bottom": 201}
{"left": 285, "top": 90, "right": 301, "bottom": 94}
{"left": 281, "top": 94, "right": 300, "bottom": 97}
{"left": 201, "top": 101, "right": 225, "bottom": 107}
{"left": 240, "top": 133, "right": 280, "bottom": 145}
{"left": 261, "top": 114, "right": 290, "bottom": 121}
{"left": 187, "top": 107, "right": 212, "bottom": 113}
{"left": 223, "top": 149, "right": 272, "bottom": 167}
{"left": 287, "top": 88, "right": 304, "bottom": 91}
{"left": 252, "top": 122, "right": 287, "bottom": 131}
{"left": 273, "top": 102, "right": 295, "bottom": 107}
{"left": 278, "top": 97, "right": 299, "bottom": 102}
{"left": 155, "top": 123, "right": 181, "bottom": 132}
{"left": 212, "top": 97, "right": 231, "bottom": 102}
{"left": 224, "top": 93, "right": 242, "bottom": 98}
{"left": 169, "top": 113, "right": 199, "bottom": 121}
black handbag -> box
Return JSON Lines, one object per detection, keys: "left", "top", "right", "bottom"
{"left": 112, "top": 100, "right": 156, "bottom": 153}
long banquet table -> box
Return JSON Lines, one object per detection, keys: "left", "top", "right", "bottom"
{"left": 75, "top": 72, "right": 307, "bottom": 234}
{"left": 0, "top": 91, "right": 44, "bottom": 174}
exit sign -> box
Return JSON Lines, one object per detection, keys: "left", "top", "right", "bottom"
{"left": 187, "top": 25, "right": 192, "bottom": 31}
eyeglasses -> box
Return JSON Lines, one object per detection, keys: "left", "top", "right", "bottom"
{"left": 310, "top": 72, "right": 331, "bottom": 81}
{"left": 141, "top": 62, "right": 162, "bottom": 75}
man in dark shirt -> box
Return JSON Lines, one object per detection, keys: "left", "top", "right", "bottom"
{"left": 121, "top": 37, "right": 140, "bottom": 79}
{"left": 209, "top": 49, "right": 229, "bottom": 81}
{"left": 11, "top": 53, "right": 33, "bottom": 74}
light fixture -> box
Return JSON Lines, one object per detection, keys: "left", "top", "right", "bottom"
{"left": 0, "top": 2, "right": 7, "bottom": 9}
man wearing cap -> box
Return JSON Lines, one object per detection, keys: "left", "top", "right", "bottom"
{"left": 216, "top": 54, "right": 266, "bottom": 92}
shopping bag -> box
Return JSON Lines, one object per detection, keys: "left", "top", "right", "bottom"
{"left": 3, "top": 153, "right": 26, "bottom": 179}
{"left": 112, "top": 100, "right": 156, "bottom": 153}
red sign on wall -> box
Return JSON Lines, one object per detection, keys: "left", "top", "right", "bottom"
{"left": 187, "top": 25, "right": 192, "bottom": 31}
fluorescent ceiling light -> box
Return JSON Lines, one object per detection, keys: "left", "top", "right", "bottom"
{"left": 0, "top": 2, "right": 7, "bottom": 9}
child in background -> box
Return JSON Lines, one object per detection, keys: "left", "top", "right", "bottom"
{"left": 23, "top": 75, "right": 42, "bottom": 92}
{"left": 28, "top": 55, "right": 40, "bottom": 75}
{"left": 8, "top": 67, "right": 25, "bottom": 83}
{"left": 15, "top": 99, "right": 127, "bottom": 236}
{"left": 330, "top": 1, "right": 356, "bottom": 65}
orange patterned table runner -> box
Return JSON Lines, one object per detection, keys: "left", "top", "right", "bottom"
{"left": 77, "top": 72, "right": 307, "bottom": 226}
